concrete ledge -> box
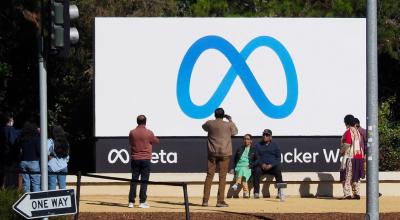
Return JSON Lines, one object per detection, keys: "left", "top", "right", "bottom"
{"left": 66, "top": 171, "right": 400, "bottom": 183}
{"left": 64, "top": 172, "right": 400, "bottom": 197}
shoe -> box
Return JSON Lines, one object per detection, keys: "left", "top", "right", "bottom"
{"left": 231, "top": 183, "right": 238, "bottom": 191}
{"left": 379, "top": 193, "right": 382, "bottom": 197}
{"left": 340, "top": 195, "right": 352, "bottom": 200}
{"left": 202, "top": 201, "right": 208, "bottom": 207}
{"left": 216, "top": 201, "right": 229, "bottom": 207}
{"left": 128, "top": 202, "right": 134, "bottom": 208}
{"left": 243, "top": 192, "right": 250, "bottom": 198}
{"left": 254, "top": 193, "right": 260, "bottom": 199}
{"left": 139, "top": 202, "right": 150, "bottom": 208}
{"left": 353, "top": 194, "right": 360, "bottom": 200}
{"left": 278, "top": 189, "right": 285, "bottom": 201}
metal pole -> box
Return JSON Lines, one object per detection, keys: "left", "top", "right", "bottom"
{"left": 367, "top": 0, "right": 379, "bottom": 219}
{"left": 182, "top": 183, "right": 190, "bottom": 220}
{"left": 38, "top": 0, "right": 48, "bottom": 219}
{"left": 39, "top": 40, "right": 48, "bottom": 194}
{"left": 75, "top": 171, "right": 82, "bottom": 220}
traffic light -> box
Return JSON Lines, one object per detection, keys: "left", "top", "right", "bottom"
{"left": 48, "top": 0, "right": 79, "bottom": 57}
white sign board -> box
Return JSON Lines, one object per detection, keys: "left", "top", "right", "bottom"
{"left": 95, "top": 18, "right": 366, "bottom": 137}
{"left": 13, "top": 189, "right": 77, "bottom": 219}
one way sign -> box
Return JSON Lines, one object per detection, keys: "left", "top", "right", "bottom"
{"left": 13, "top": 189, "right": 77, "bottom": 219}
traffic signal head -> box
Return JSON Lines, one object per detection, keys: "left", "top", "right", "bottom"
{"left": 49, "top": 0, "right": 79, "bottom": 57}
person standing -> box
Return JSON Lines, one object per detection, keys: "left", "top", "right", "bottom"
{"left": 354, "top": 118, "right": 367, "bottom": 154}
{"left": 354, "top": 117, "right": 382, "bottom": 197}
{"left": 0, "top": 112, "right": 18, "bottom": 188}
{"left": 128, "top": 115, "right": 159, "bottom": 208}
{"left": 340, "top": 114, "right": 365, "bottom": 200}
{"left": 18, "top": 122, "right": 41, "bottom": 192}
{"left": 47, "top": 125, "right": 70, "bottom": 190}
{"left": 202, "top": 108, "right": 238, "bottom": 207}
{"left": 252, "top": 129, "right": 284, "bottom": 200}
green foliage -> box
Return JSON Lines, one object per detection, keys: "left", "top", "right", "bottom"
{"left": 0, "top": 0, "right": 399, "bottom": 171}
{"left": 190, "top": 0, "right": 228, "bottom": 16}
{"left": 0, "top": 188, "right": 22, "bottom": 220}
{"left": 378, "top": 0, "right": 400, "bottom": 60}
{"left": 379, "top": 97, "right": 400, "bottom": 171}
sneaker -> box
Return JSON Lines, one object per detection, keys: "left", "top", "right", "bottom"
{"left": 139, "top": 202, "right": 150, "bottom": 208}
{"left": 128, "top": 202, "right": 134, "bottom": 208}
{"left": 353, "top": 194, "right": 361, "bottom": 200}
{"left": 254, "top": 193, "right": 260, "bottom": 199}
{"left": 231, "top": 183, "right": 238, "bottom": 191}
{"left": 202, "top": 201, "right": 208, "bottom": 207}
{"left": 278, "top": 189, "right": 285, "bottom": 201}
{"left": 216, "top": 201, "right": 229, "bottom": 207}
{"left": 243, "top": 192, "right": 250, "bottom": 198}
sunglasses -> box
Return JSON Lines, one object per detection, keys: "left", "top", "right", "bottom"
{"left": 263, "top": 134, "right": 271, "bottom": 137}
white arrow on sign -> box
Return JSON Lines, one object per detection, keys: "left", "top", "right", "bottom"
{"left": 15, "top": 194, "right": 33, "bottom": 217}
{"left": 13, "top": 189, "right": 77, "bottom": 219}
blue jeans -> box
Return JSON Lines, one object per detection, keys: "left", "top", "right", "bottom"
{"left": 20, "top": 161, "right": 41, "bottom": 192}
{"left": 48, "top": 167, "right": 68, "bottom": 190}
{"left": 128, "top": 160, "right": 151, "bottom": 203}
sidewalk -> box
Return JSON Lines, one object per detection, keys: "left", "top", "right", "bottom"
{"left": 79, "top": 195, "right": 400, "bottom": 213}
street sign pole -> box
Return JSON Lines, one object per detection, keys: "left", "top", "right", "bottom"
{"left": 38, "top": 2, "right": 49, "bottom": 220}
{"left": 13, "top": 189, "right": 77, "bottom": 219}
{"left": 366, "top": 0, "right": 379, "bottom": 219}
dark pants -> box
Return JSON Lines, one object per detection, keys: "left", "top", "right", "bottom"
{"left": 253, "top": 164, "right": 283, "bottom": 194}
{"left": 128, "top": 160, "right": 151, "bottom": 203}
{"left": 202, "top": 156, "right": 230, "bottom": 203}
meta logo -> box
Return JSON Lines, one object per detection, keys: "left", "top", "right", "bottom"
{"left": 177, "top": 35, "right": 298, "bottom": 119}
{"left": 107, "top": 148, "right": 177, "bottom": 164}
{"left": 108, "top": 149, "right": 130, "bottom": 164}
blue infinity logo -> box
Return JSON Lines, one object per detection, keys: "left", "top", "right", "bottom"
{"left": 176, "top": 35, "right": 298, "bottom": 119}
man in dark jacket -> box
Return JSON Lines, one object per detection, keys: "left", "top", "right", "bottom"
{"left": 252, "top": 129, "right": 284, "bottom": 199}
{"left": 202, "top": 108, "right": 238, "bottom": 207}
{"left": 0, "top": 112, "right": 18, "bottom": 188}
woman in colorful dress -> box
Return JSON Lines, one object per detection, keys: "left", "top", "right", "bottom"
{"left": 340, "top": 114, "right": 365, "bottom": 200}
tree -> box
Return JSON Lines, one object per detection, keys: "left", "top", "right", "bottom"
{"left": 1, "top": 0, "right": 399, "bottom": 171}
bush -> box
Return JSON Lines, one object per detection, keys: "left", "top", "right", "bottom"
{"left": 0, "top": 188, "right": 22, "bottom": 220}
{"left": 379, "top": 96, "right": 400, "bottom": 171}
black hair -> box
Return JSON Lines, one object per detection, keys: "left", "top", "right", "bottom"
{"left": 0, "top": 112, "right": 13, "bottom": 126}
{"left": 137, "top": 115, "right": 147, "bottom": 125}
{"left": 19, "top": 121, "right": 39, "bottom": 142}
{"left": 244, "top": 134, "right": 252, "bottom": 139}
{"left": 354, "top": 118, "right": 360, "bottom": 124}
{"left": 214, "top": 108, "right": 225, "bottom": 119}
{"left": 344, "top": 114, "right": 356, "bottom": 126}
{"left": 51, "top": 125, "right": 69, "bottom": 158}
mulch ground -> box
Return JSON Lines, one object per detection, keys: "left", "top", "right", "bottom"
{"left": 77, "top": 212, "right": 400, "bottom": 220}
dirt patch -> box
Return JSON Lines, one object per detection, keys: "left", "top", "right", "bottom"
{"left": 77, "top": 212, "right": 400, "bottom": 220}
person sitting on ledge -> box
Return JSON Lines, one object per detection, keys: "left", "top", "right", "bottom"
{"left": 251, "top": 129, "right": 286, "bottom": 200}
{"left": 230, "top": 134, "right": 255, "bottom": 198}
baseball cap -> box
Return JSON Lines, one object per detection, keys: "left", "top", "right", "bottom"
{"left": 263, "top": 129, "right": 272, "bottom": 136}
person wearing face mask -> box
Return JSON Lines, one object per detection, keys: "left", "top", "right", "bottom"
{"left": 251, "top": 129, "right": 285, "bottom": 200}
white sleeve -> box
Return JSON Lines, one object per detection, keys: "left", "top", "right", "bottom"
{"left": 47, "top": 138, "right": 54, "bottom": 155}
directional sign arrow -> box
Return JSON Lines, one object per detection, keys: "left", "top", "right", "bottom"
{"left": 13, "top": 189, "right": 77, "bottom": 219}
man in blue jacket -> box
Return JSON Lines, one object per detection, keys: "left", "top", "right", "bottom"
{"left": 251, "top": 129, "right": 284, "bottom": 199}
